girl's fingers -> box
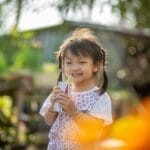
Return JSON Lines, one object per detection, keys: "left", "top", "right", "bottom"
{"left": 56, "top": 94, "right": 69, "bottom": 101}
{"left": 52, "top": 88, "right": 63, "bottom": 95}
{"left": 50, "top": 93, "right": 60, "bottom": 102}
{"left": 56, "top": 94, "right": 67, "bottom": 103}
{"left": 50, "top": 91, "right": 65, "bottom": 103}
{"left": 53, "top": 86, "right": 63, "bottom": 92}
{"left": 56, "top": 94, "right": 73, "bottom": 106}
{"left": 57, "top": 100, "right": 66, "bottom": 106}
{"left": 53, "top": 86, "right": 59, "bottom": 90}
{"left": 50, "top": 96, "right": 56, "bottom": 104}
{"left": 57, "top": 96, "right": 76, "bottom": 114}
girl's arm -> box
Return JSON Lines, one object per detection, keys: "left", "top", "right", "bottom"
{"left": 43, "top": 87, "right": 62, "bottom": 126}
{"left": 43, "top": 105, "right": 58, "bottom": 126}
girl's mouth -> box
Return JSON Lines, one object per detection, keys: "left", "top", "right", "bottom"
{"left": 71, "top": 73, "right": 82, "bottom": 78}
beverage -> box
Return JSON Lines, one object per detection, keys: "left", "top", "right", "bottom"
{"left": 53, "top": 81, "right": 68, "bottom": 112}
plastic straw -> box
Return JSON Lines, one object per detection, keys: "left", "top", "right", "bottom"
{"left": 65, "top": 74, "right": 72, "bottom": 94}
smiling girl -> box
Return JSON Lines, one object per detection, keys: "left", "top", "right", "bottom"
{"left": 39, "top": 27, "right": 113, "bottom": 150}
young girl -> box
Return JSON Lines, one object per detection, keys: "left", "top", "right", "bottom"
{"left": 39, "top": 27, "right": 112, "bottom": 150}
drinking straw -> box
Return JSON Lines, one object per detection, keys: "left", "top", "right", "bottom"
{"left": 65, "top": 74, "right": 72, "bottom": 94}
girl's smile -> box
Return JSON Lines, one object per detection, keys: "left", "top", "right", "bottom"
{"left": 63, "top": 50, "right": 100, "bottom": 90}
{"left": 71, "top": 72, "right": 83, "bottom": 78}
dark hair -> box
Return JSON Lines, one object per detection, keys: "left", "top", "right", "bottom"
{"left": 56, "top": 27, "right": 108, "bottom": 94}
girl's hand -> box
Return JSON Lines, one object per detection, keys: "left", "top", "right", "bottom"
{"left": 49, "top": 86, "right": 63, "bottom": 108}
{"left": 56, "top": 93, "right": 76, "bottom": 116}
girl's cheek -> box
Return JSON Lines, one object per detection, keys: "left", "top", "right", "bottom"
{"left": 63, "top": 70, "right": 69, "bottom": 78}
{"left": 64, "top": 66, "right": 70, "bottom": 74}
{"left": 64, "top": 72, "right": 70, "bottom": 78}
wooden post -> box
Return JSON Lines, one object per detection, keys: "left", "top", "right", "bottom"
{"left": 14, "top": 89, "right": 25, "bottom": 143}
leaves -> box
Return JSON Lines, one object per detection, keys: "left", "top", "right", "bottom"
{"left": 0, "top": 0, "right": 150, "bottom": 29}
{"left": 112, "top": 0, "right": 150, "bottom": 28}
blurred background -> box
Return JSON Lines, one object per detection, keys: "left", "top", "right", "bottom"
{"left": 0, "top": 0, "right": 149, "bottom": 150}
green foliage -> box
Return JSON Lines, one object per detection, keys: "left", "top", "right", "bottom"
{"left": 0, "top": 52, "right": 7, "bottom": 74}
{"left": 0, "top": 96, "right": 15, "bottom": 149}
{"left": 0, "top": 96, "right": 12, "bottom": 117}
{"left": 50, "top": 0, "right": 150, "bottom": 28}
{"left": 0, "top": 0, "right": 150, "bottom": 32}
{"left": 12, "top": 43, "right": 42, "bottom": 71}
{"left": 112, "top": 0, "right": 150, "bottom": 28}
{"left": 42, "top": 62, "right": 57, "bottom": 73}
{"left": 0, "top": 29, "right": 43, "bottom": 74}
{"left": 57, "top": 0, "right": 94, "bottom": 14}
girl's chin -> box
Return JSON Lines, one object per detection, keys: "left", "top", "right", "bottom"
{"left": 71, "top": 78, "right": 83, "bottom": 84}
{"left": 71, "top": 75, "right": 81, "bottom": 79}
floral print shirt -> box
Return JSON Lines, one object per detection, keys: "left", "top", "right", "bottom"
{"left": 39, "top": 87, "right": 112, "bottom": 150}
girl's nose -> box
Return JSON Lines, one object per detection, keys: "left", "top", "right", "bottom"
{"left": 71, "top": 64, "right": 80, "bottom": 71}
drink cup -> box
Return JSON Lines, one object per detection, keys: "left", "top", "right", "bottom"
{"left": 53, "top": 81, "right": 68, "bottom": 112}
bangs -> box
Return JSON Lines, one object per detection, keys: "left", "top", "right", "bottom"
{"left": 65, "top": 40, "right": 91, "bottom": 57}
{"left": 61, "top": 39, "right": 102, "bottom": 63}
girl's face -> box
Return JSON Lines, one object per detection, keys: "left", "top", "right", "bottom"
{"left": 63, "top": 50, "right": 100, "bottom": 86}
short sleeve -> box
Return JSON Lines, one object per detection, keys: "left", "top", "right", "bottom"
{"left": 39, "top": 95, "right": 51, "bottom": 117}
{"left": 87, "top": 92, "right": 113, "bottom": 125}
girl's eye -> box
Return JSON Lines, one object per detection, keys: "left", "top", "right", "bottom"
{"left": 80, "top": 61, "right": 86, "bottom": 64}
{"left": 66, "top": 62, "right": 72, "bottom": 64}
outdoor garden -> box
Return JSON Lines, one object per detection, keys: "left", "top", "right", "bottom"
{"left": 0, "top": 0, "right": 150, "bottom": 150}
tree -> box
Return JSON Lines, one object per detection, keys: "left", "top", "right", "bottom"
{"left": 0, "top": 0, "right": 23, "bottom": 31}
{"left": 56, "top": 0, "right": 150, "bottom": 28}
{"left": 0, "top": 0, "right": 150, "bottom": 32}
{"left": 111, "top": 0, "right": 150, "bottom": 28}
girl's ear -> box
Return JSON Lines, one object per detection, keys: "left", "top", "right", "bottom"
{"left": 93, "top": 62, "right": 101, "bottom": 72}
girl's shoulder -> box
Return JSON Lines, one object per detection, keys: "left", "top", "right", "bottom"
{"left": 94, "top": 92, "right": 112, "bottom": 109}
{"left": 99, "top": 92, "right": 111, "bottom": 102}
{"left": 89, "top": 92, "right": 113, "bottom": 125}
